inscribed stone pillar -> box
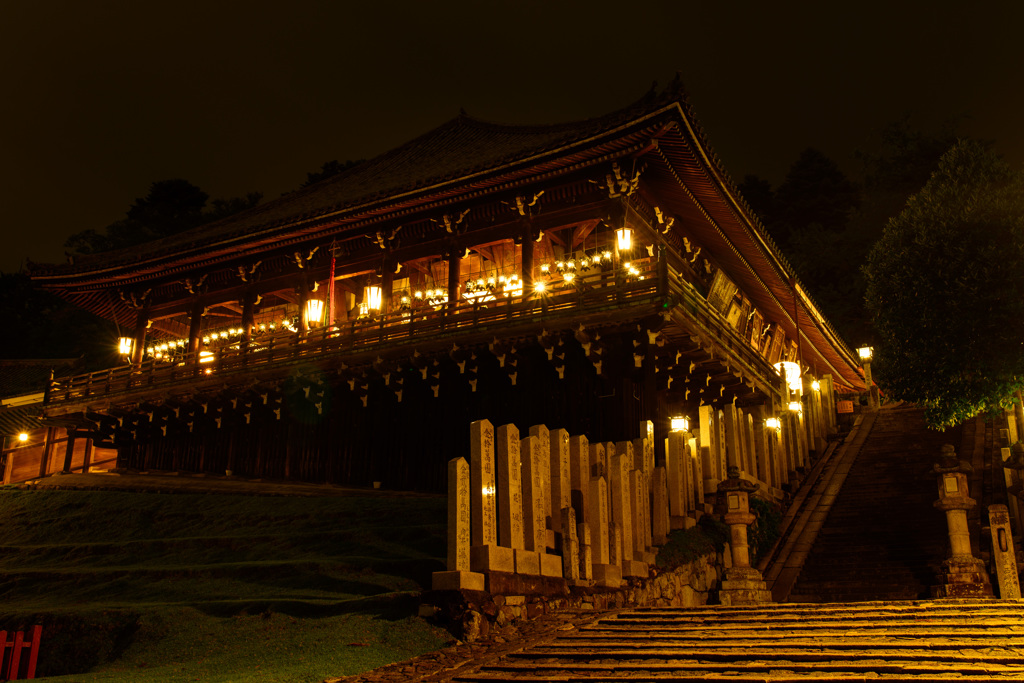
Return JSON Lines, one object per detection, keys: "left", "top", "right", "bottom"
{"left": 640, "top": 420, "right": 655, "bottom": 475}
{"left": 750, "top": 405, "right": 772, "bottom": 487}
{"left": 609, "top": 452, "right": 633, "bottom": 572}
{"left": 561, "top": 505, "right": 580, "bottom": 580}
{"left": 589, "top": 442, "right": 606, "bottom": 479}
{"left": 589, "top": 476, "right": 610, "bottom": 564}
{"left": 689, "top": 436, "right": 704, "bottom": 507}
{"left": 608, "top": 522, "right": 621, "bottom": 566}
{"left": 470, "top": 420, "right": 513, "bottom": 573}
{"left": 987, "top": 504, "right": 1021, "bottom": 599}
{"left": 577, "top": 522, "right": 593, "bottom": 581}
{"left": 699, "top": 405, "right": 720, "bottom": 493}
{"left": 569, "top": 434, "right": 590, "bottom": 524}
{"left": 519, "top": 435, "right": 545, "bottom": 572}
{"left": 496, "top": 423, "right": 524, "bottom": 551}
{"left": 529, "top": 424, "right": 552, "bottom": 522}
{"left": 550, "top": 428, "right": 571, "bottom": 532}
{"left": 652, "top": 466, "right": 670, "bottom": 546}
{"left": 716, "top": 408, "right": 729, "bottom": 480}
{"left": 722, "top": 403, "right": 742, "bottom": 473}
{"left": 431, "top": 457, "right": 485, "bottom": 591}
{"left": 629, "top": 469, "right": 647, "bottom": 557}
{"left": 665, "top": 431, "right": 690, "bottom": 526}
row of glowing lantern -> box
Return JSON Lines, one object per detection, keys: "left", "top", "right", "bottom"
{"left": 668, "top": 411, "right": 799, "bottom": 436}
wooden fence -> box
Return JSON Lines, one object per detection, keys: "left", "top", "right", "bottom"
{"left": 0, "top": 625, "right": 42, "bottom": 680}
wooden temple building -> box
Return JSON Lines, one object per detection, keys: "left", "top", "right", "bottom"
{"left": 23, "top": 81, "right": 865, "bottom": 492}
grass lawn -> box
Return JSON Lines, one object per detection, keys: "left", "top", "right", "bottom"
{"left": 0, "top": 486, "right": 452, "bottom": 681}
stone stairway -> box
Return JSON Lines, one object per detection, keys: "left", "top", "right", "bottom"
{"left": 787, "top": 405, "right": 967, "bottom": 602}
{"left": 453, "top": 601, "right": 1024, "bottom": 681}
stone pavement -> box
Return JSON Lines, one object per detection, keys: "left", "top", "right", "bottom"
{"left": 446, "top": 600, "right": 1024, "bottom": 681}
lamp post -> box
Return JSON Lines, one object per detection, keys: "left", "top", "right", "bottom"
{"left": 858, "top": 346, "right": 876, "bottom": 410}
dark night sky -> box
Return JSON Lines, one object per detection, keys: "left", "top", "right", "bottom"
{"left": 3, "top": 1, "right": 1022, "bottom": 274}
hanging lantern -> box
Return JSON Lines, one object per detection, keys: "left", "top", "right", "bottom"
{"left": 365, "top": 285, "right": 383, "bottom": 311}
{"left": 789, "top": 401, "right": 803, "bottom": 413}
{"left": 305, "top": 298, "right": 325, "bottom": 326}
{"left": 765, "top": 417, "right": 781, "bottom": 431}
{"left": 18, "top": 432, "right": 29, "bottom": 443}
{"left": 118, "top": 337, "right": 134, "bottom": 357}
{"left": 773, "top": 361, "right": 802, "bottom": 393}
{"left": 670, "top": 416, "right": 690, "bottom": 432}
{"left": 616, "top": 227, "right": 633, "bottom": 251}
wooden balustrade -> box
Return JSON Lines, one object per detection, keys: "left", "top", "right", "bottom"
{"left": 46, "top": 260, "right": 664, "bottom": 406}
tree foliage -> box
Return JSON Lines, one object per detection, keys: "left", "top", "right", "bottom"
{"left": 65, "top": 180, "right": 262, "bottom": 255}
{"left": 864, "top": 140, "right": 1024, "bottom": 428}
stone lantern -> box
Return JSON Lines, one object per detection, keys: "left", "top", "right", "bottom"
{"left": 932, "top": 444, "right": 993, "bottom": 598}
{"left": 718, "top": 467, "right": 772, "bottom": 605}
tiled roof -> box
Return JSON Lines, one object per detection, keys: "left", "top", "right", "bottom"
{"left": 0, "top": 359, "right": 79, "bottom": 399}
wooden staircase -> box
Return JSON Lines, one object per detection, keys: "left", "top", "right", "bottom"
{"left": 453, "top": 601, "right": 1024, "bottom": 681}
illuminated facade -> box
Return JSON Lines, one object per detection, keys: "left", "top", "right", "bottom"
{"left": 28, "top": 82, "right": 865, "bottom": 491}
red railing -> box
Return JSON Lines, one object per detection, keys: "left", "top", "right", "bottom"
{"left": 47, "top": 259, "right": 666, "bottom": 405}
{"left": 1, "top": 625, "right": 42, "bottom": 680}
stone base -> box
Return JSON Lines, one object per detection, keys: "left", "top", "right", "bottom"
{"left": 622, "top": 559, "right": 649, "bottom": 577}
{"left": 670, "top": 515, "right": 698, "bottom": 530}
{"left": 514, "top": 549, "right": 541, "bottom": 576}
{"left": 431, "top": 570, "right": 485, "bottom": 591}
{"left": 470, "top": 544, "right": 514, "bottom": 573}
{"left": 539, "top": 552, "right": 563, "bottom": 578}
{"left": 592, "top": 563, "right": 622, "bottom": 587}
{"left": 719, "top": 566, "right": 772, "bottom": 605}
{"left": 543, "top": 529, "right": 557, "bottom": 552}
{"left": 569, "top": 578, "right": 594, "bottom": 588}
{"left": 635, "top": 550, "right": 657, "bottom": 564}
{"left": 932, "top": 555, "right": 994, "bottom": 598}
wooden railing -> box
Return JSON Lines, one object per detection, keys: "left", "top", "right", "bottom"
{"left": 47, "top": 259, "right": 667, "bottom": 405}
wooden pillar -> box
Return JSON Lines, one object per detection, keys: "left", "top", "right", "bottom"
{"left": 297, "top": 279, "right": 310, "bottom": 332}
{"left": 240, "top": 289, "right": 257, "bottom": 348}
{"left": 447, "top": 247, "right": 461, "bottom": 311}
{"left": 37, "top": 427, "right": 55, "bottom": 478}
{"left": 82, "top": 437, "right": 93, "bottom": 473}
{"left": 131, "top": 307, "right": 149, "bottom": 365}
{"left": 380, "top": 256, "right": 394, "bottom": 315}
{"left": 521, "top": 224, "right": 535, "bottom": 292}
{"left": 187, "top": 298, "right": 205, "bottom": 356}
{"left": 61, "top": 429, "right": 77, "bottom": 474}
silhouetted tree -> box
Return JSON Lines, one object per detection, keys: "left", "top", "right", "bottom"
{"left": 65, "top": 180, "right": 262, "bottom": 255}
{"left": 301, "top": 159, "right": 364, "bottom": 188}
{"left": 864, "top": 140, "right": 1024, "bottom": 428}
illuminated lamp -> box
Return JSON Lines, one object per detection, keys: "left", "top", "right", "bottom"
{"left": 789, "top": 401, "right": 803, "bottom": 413}
{"left": 765, "top": 417, "right": 781, "bottom": 431}
{"left": 305, "top": 298, "right": 325, "bottom": 326}
{"left": 811, "top": 379, "right": 821, "bottom": 392}
{"left": 118, "top": 337, "right": 133, "bottom": 356}
{"left": 364, "top": 285, "right": 383, "bottom": 311}
{"left": 534, "top": 281, "right": 546, "bottom": 293}
{"left": 199, "top": 351, "right": 215, "bottom": 363}
{"left": 857, "top": 346, "right": 873, "bottom": 361}
{"left": 773, "top": 361, "right": 802, "bottom": 393}
{"left": 616, "top": 227, "right": 633, "bottom": 251}
{"left": 563, "top": 272, "right": 575, "bottom": 283}
{"left": 18, "top": 432, "right": 29, "bottom": 443}
{"left": 670, "top": 416, "right": 690, "bottom": 432}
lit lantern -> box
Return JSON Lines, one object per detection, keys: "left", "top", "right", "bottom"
{"left": 18, "top": 432, "right": 28, "bottom": 443}
{"left": 857, "top": 346, "right": 874, "bottom": 361}
{"left": 118, "top": 337, "right": 134, "bottom": 357}
{"left": 365, "top": 285, "right": 383, "bottom": 311}
{"left": 670, "top": 416, "right": 690, "bottom": 432}
{"left": 305, "top": 298, "right": 325, "bottom": 326}
{"left": 765, "top": 417, "right": 781, "bottom": 431}
{"left": 811, "top": 379, "right": 821, "bottom": 391}
{"left": 534, "top": 281, "right": 546, "bottom": 293}
{"left": 199, "top": 351, "right": 215, "bottom": 363}
{"left": 773, "top": 361, "right": 802, "bottom": 393}
{"left": 789, "top": 401, "right": 803, "bottom": 413}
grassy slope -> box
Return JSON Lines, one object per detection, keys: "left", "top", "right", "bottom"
{"left": 0, "top": 488, "right": 451, "bottom": 681}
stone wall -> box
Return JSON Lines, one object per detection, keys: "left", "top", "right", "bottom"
{"left": 424, "top": 551, "right": 721, "bottom": 642}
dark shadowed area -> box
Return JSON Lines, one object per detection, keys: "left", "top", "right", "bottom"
{"left": 2, "top": 1, "right": 1022, "bottom": 274}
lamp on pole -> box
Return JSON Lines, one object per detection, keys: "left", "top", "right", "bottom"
{"left": 858, "top": 346, "right": 876, "bottom": 410}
